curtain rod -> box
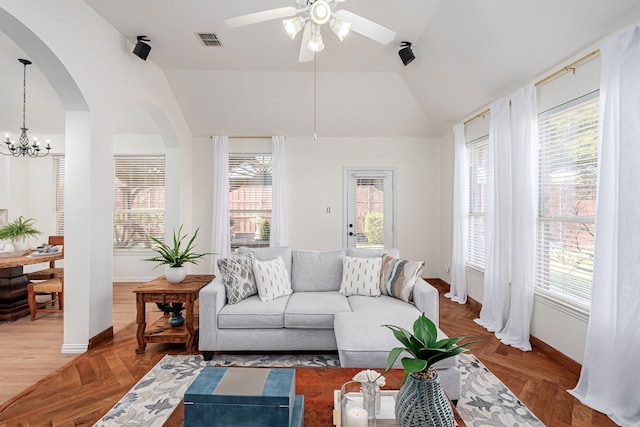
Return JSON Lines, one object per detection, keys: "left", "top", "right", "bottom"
{"left": 209, "top": 136, "right": 273, "bottom": 140}
{"left": 463, "top": 49, "right": 601, "bottom": 126}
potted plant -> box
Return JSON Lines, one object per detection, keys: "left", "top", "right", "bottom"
{"left": 144, "top": 225, "right": 208, "bottom": 283}
{"left": 0, "top": 216, "right": 43, "bottom": 251}
{"left": 382, "top": 314, "right": 478, "bottom": 427}
{"left": 158, "top": 302, "right": 186, "bottom": 327}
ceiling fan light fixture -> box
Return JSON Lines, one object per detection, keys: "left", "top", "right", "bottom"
{"left": 307, "top": 27, "right": 325, "bottom": 52}
{"left": 330, "top": 18, "right": 351, "bottom": 41}
{"left": 310, "top": 0, "right": 331, "bottom": 25}
{"left": 283, "top": 16, "right": 306, "bottom": 39}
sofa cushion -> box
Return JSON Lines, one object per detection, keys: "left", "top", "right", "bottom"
{"left": 284, "top": 292, "right": 352, "bottom": 329}
{"left": 217, "top": 252, "right": 257, "bottom": 304}
{"left": 238, "top": 246, "right": 292, "bottom": 276}
{"left": 218, "top": 294, "right": 289, "bottom": 328}
{"left": 379, "top": 255, "right": 425, "bottom": 303}
{"left": 346, "top": 247, "right": 400, "bottom": 259}
{"left": 339, "top": 256, "right": 382, "bottom": 297}
{"left": 347, "top": 294, "right": 418, "bottom": 313}
{"left": 334, "top": 309, "right": 457, "bottom": 370}
{"left": 253, "top": 256, "right": 292, "bottom": 302}
{"left": 291, "top": 249, "right": 345, "bottom": 292}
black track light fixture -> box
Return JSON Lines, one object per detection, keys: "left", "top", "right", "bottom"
{"left": 398, "top": 41, "right": 415, "bottom": 66}
{"left": 133, "top": 35, "right": 151, "bottom": 60}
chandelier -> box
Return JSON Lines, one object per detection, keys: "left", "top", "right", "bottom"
{"left": 1, "top": 59, "right": 51, "bottom": 158}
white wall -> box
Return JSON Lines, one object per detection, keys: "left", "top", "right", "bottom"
{"left": 190, "top": 136, "right": 443, "bottom": 277}
{"left": 0, "top": 0, "right": 192, "bottom": 352}
{"left": 438, "top": 54, "right": 601, "bottom": 363}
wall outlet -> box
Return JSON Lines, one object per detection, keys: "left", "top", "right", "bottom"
{"left": 445, "top": 264, "right": 451, "bottom": 273}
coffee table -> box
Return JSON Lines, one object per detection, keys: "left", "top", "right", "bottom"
{"left": 162, "top": 367, "right": 465, "bottom": 426}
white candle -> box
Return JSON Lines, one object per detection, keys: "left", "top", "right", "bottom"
{"left": 345, "top": 407, "right": 368, "bottom": 427}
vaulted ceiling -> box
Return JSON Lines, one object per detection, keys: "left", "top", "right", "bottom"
{"left": 2, "top": 1, "right": 640, "bottom": 138}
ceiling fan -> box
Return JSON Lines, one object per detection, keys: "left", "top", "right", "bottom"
{"left": 225, "top": 0, "right": 397, "bottom": 62}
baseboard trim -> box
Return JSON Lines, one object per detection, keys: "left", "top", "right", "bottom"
{"left": 425, "top": 277, "right": 582, "bottom": 376}
{"left": 61, "top": 343, "right": 88, "bottom": 354}
{"left": 88, "top": 326, "right": 114, "bottom": 350}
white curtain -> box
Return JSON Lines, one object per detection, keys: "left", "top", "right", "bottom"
{"left": 475, "top": 98, "right": 511, "bottom": 333}
{"left": 447, "top": 122, "right": 468, "bottom": 304}
{"left": 569, "top": 26, "right": 640, "bottom": 426}
{"left": 211, "top": 136, "right": 230, "bottom": 274}
{"left": 497, "top": 85, "right": 538, "bottom": 351}
{"left": 270, "top": 136, "right": 288, "bottom": 247}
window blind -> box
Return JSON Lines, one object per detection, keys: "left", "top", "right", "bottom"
{"left": 228, "top": 154, "right": 272, "bottom": 250}
{"left": 467, "top": 137, "right": 488, "bottom": 269}
{"left": 536, "top": 93, "right": 599, "bottom": 308}
{"left": 113, "top": 156, "right": 165, "bottom": 250}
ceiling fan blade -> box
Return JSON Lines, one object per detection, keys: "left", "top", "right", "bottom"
{"left": 299, "top": 23, "right": 314, "bottom": 62}
{"left": 225, "top": 7, "right": 300, "bottom": 28}
{"left": 334, "top": 9, "right": 396, "bottom": 45}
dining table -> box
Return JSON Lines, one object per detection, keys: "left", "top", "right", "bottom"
{"left": 0, "top": 250, "right": 64, "bottom": 321}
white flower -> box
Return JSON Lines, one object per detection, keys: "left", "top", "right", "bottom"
{"left": 353, "top": 369, "right": 386, "bottom": 387}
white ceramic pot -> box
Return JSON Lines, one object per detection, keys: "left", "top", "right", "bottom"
{"left": 166, "top": 266, "right": 187, "bottom": 284}
{"left": 12, "top": 238, "right": 30, "bottom": 252}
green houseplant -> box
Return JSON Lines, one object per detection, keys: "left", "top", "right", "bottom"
{"left": 0, "top": 216, "right": 43, "bottom": 251}
{"left": 382, "top": 314, "right": 478, "bottom": 427}
{"left": 144, "top": 225, "right": 208, "bottom": 283}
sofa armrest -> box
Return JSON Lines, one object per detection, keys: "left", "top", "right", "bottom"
{"left": 413, "top": 278, "right": 439, "bottom": 326}
{"left": 199, "top": 277, "right": 226, "bottom": 352}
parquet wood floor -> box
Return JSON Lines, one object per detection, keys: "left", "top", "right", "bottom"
{"left": 0, "top": 281, "right": 616, "bottom": 426}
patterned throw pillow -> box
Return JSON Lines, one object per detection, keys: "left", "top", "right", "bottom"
{"left": 253, "top": 256, "right": 293, "bottom": 302}
{"left": 339, "top": 256, "right": 382, "bottom": 297}
{"left": 379, "top": 255, "right": 425, "bottom": 303}
{"left": 217, "top": 252, "right": 257, "bottom": 304}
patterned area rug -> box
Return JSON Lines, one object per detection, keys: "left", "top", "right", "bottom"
{"left": 95, "top": 353, "right": 544, "bottom": 426}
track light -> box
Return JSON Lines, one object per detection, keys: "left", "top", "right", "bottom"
{"left": 398, "top": 41, "right": 415, "bottom": 66}
{"left": 283, "top": 17, "right": 306, "bottom": 39}
{"left": 133, "top": 35, "right": 151, "bottom": 60}
{"left": 330, "top": 18, "right": 351, "bottom": 42}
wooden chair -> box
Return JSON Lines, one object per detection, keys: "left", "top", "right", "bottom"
{"left": 27, "top": 275, "right": 64, "bottom": 321}
{"left": 25, "top": 236, "right": 64, "bottom": 281}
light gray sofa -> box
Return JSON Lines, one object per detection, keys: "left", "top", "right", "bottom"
{"left": 199, "top": 246, "right": 462, "bottom": 401}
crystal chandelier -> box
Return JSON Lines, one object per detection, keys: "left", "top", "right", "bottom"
{"left": 1, "top": 59, "right": 51, "bottom": 158}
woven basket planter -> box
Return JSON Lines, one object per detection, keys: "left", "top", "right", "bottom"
{"left": 395, "top": 371, "right": 454, "bottom": 427}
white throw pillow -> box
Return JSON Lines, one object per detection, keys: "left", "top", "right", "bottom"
{"left": 339, "top": 256, "right": 382, "bottom": 297}
{"left": 253, "top": 256, "right": 293, "bottom": 302}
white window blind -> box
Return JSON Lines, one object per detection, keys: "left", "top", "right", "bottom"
{"left": 467, "top": 137, "right": 488, "bottom": 269}
{"left": 113, "top": 156, "right": 165, "bottom": 250}
{"left": 228, "top": 154, "right": 272, "bottom": 250}
{"left": 53, "top": 156, "right": 65, "bottom": 235}
{"left": 536, "top": 92, "right": 599, "bottom": 308}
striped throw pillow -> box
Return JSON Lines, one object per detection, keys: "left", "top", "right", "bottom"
{"left": 380, "top": 255, "right": 425, "bottom": 303}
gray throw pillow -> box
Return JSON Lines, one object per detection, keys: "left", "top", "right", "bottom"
{"left": 217, "top": 252, "right": 257, "bottom": 304}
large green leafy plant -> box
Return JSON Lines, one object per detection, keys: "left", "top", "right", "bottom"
{"left": 383, "top": 314, "right": 478, "bottom": 383}
{"left": 144, "top": 225, "right": 208, "bottom": 268}
{"left": 0, "top": 216, "right": 43, "bottom": 241}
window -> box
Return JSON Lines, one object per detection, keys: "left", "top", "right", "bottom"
{"left": 53, "top": 156, "right": 65, "bottom": 235}
{"left": 536, "top": 92, "right": 599, "bottom": 308}
{"left": 113, "top": 156, "right": 165, "bottom": 250}
{"left": 467, "top": 137, "right": 488, "bottom": 269}
{"left": 229, "top": 154, "right": 272, "bottom": 251}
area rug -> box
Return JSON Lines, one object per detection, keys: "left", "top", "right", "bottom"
{"left": 95, "top": 353, "right": 544, "bottom": 426}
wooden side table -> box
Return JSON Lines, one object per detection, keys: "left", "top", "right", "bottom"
{"left": 133, "top": 274, "right": 214, "bottom": 354}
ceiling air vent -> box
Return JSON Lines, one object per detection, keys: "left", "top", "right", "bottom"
{"left": 196, "top": 33, "right": 223, "bottom": 47}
